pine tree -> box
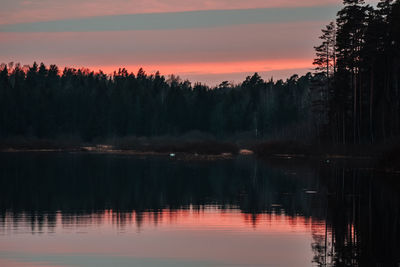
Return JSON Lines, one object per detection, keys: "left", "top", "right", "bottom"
{"left": 335, "top": 0, "right": 370, "bottom": 143}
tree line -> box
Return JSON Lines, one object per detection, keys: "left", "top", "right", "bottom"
{"left": 313, "top": 0, "right": 400, "bottom": 144}
{"left": 0, "top": 63, "right": 314, "bottom": 141}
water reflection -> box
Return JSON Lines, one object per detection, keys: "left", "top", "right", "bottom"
{"left": 0, "top": 152, "right": 399, "bottom": 266}
{"left": 1, "top": 208, "right": 327, "bottom": 267}
{"left": 1, "top": 208, "right": 327, "bottom": 234}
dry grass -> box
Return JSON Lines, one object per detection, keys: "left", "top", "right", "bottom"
{"left": 0, "top": 135, "right": 239, "bottom": 155}
{"left": 112, "top": 139, "right": 239, "bottom": 155}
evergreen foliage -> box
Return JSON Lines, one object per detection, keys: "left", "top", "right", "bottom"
{"left": 315, "top": 0, "right": 400, "bottom": 144}
{"left": 0, "top": 64, "right": 314, "bottom": 141}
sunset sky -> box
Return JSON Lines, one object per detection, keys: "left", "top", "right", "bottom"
{"left": 0, "top": 0, "right": 379, "bottom": 85}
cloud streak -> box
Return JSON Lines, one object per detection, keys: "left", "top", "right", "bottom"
{"left": 0, "top": 6, "right": 339, "bottom": 32}
{"left": 0, "top": 0, "right": 345, "bottom": 24}
{"left": 0, "top": 22, "right": 321, "bottom": 64}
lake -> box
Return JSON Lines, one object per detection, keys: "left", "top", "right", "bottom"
{"left": 0, "top": 152, "right": 399, "bottom": 266}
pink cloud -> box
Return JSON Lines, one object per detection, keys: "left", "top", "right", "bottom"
{"left": 0, "top": 0, "right": 343, "bottom": 24}
{"left": 0, "top": 21, "right": 322, "bottom": 85}
{"left": 0, "top": 21, "right": 321, "bottom": 64}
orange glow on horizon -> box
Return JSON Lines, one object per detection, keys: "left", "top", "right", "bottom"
{"left": 77, "top": 58, "right": 313, "bottom": 77}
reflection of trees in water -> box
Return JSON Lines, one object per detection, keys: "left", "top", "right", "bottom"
{"left": 311, "top": 227, "right": 334, "bottom": 267}
{"left": 311, "top": 194, "right": 334, "bottom": 267}
{"left": 0, "top": 153, "right": 399, "bottom": 265}
{"left": 0, "top": 153, "right": 319, "bottom": 217}
{"left": 311, "top": 166, "right": 400, "bottom": 266}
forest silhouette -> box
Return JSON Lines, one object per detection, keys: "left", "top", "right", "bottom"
{"left": 0, "top": 0, "right": 399, "bottom": 146}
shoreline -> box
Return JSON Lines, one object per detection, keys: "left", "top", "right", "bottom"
{"left": 0, "top": 140, "right": 399, "bottom": 172}
{"left": 0, "top": 145, "right": 237, "bottom": 161}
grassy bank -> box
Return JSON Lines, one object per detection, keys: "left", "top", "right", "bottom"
{"left": 252, "top": 140, "right": 400, "bottom": 172}
{"left": 1, "top": 136, "right": 399, "bottom": 171}
{"left": 0, "top": 136, "right": 239, "bottom": 156}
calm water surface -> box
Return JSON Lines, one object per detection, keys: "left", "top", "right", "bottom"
{"left": 0, "top": 152, "right": 399, "bottom": 266}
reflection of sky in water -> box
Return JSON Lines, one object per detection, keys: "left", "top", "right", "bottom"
{"left": 2, "top": 153, "right": 392, "bottom": 266}
{"left": 0, "top": 208, "right": 329, "bottom": 267}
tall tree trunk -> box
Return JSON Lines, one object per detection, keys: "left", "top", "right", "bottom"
{"left": 358, "top": 71, "right": 362, "bottom": 143}
{"left": 343, "top": 112, "right": 346, "bottom": 145}
{"left": 353, "top": 70, "right": 357, "bottom": 144}
{"left": 393, "top": 62, "right": 399, "bottom": 136}
{"left": 369, "top": 65, "right": 374, "bottom": 144}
